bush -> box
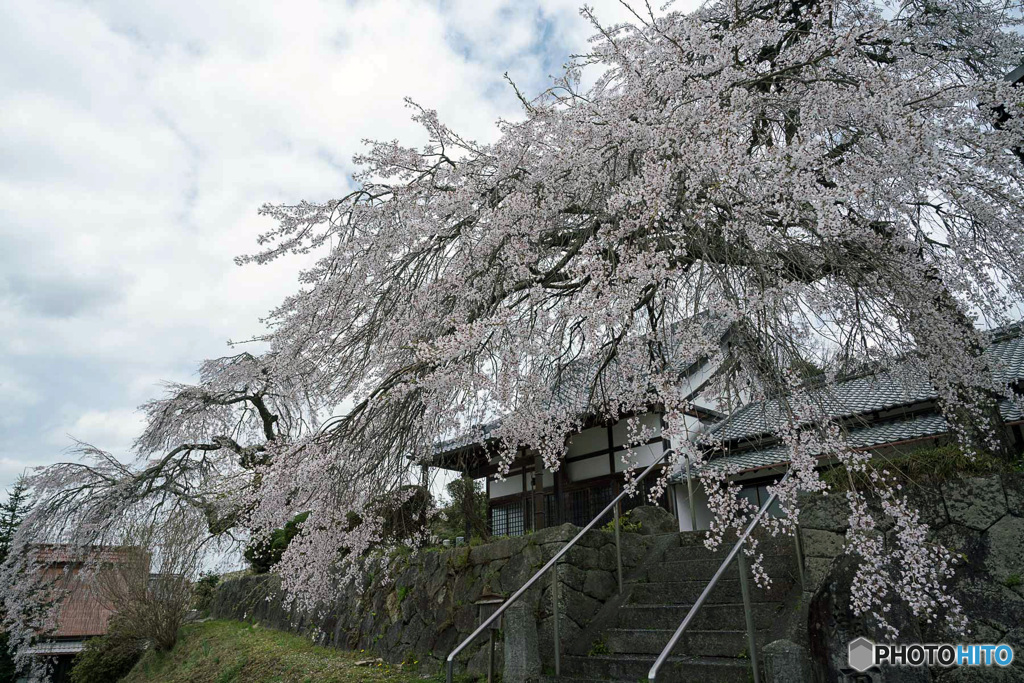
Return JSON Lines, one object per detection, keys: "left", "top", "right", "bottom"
{"left": 244, "top": 487, "right": 431, "bottom": 574}
{"left": 374, "top": 484, "right": 431, "bottom": 543}
{"left": 600, "top": 510, "right": 642, "bottom": 534}
{"left": 93, "top": 518, "right": 207, "bottom": 653}
{"left": 70, "top": 618, "right": 144, "bottom": 683}
{"left": 0, "top": 633, "right": 16, "bottom": 683}
{"left": 432, "top": 477, "right": 489, "bottom": 543}
{"left": 244, "top": 511, "right": 310, "bottom": 574}
{"left": 191, "top": 572, "right": 220, "bottom": 614}
{"left": 820, "top": 443, "right": 1008, "bottom": 492}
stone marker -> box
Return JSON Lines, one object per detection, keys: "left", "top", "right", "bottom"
{"left": 504, "top": 600, "right": 540, "bottom": 682}
{"left": 763, "top": 639, "right": 811, "bottom": 683}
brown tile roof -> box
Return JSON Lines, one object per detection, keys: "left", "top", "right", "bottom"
{"left": 45, "top": 567, "right": 112, "bottom": 638}
{"left": 31, "top": 545, "right": 146, "bottom": 638}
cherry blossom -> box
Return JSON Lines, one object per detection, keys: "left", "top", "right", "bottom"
{"left": 5, "top": 0, "right": 1023, "bottom": 663}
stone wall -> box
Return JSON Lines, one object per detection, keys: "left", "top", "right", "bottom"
{"left": 210, "top": 520, "right": 658, "bottom": 679}
{"left": 799, "top": 472, "right": 1024, "bottom": 682}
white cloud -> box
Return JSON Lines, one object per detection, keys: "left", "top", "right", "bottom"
{"left": 0, "top": 365, "right": 42, "bottom": 428}
{"left": 0, "top": 0, "right": 695, "bottom": 496}
{"left": 48, "top": 408, "right": 147, "bottom": 453}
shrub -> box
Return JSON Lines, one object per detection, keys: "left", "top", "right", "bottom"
{"left": 93, "top": 517, "right": 207, "bottom": 653}
{"left": 245, "top": 487, "right": 429, "bottom": 574}
{"left": 431, "top": 477, "right": 489, "bottom": 543}
{"left": 600, "top": 510, "right": 642, "bottom": 534}
{"left": 192, "top": 572, "right": 221, "bottom": 614}
{"left": 0, "top": 633, "right": 16, "bottom": 683}
{"left": 244, "top": 511, "right": 310, "bottom": 574}
{"left": 70, "top": 618, "right": 144, "bottom": 683}
{"left": 820, "top": 443, "right": 1008, "bottom": 492}
{"left": 374, "top": 484, "right": 431, "bottom": 543}
{"left": 587, "top": 637, "right": 610, "bottom": 656}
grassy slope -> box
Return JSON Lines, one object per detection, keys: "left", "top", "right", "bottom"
{"left": 122, "top": 620, "right": 442, "bottom": 683}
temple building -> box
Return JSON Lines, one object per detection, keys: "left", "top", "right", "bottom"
{"left": 428, "top": 322, "right": 1024, "bottom": 537}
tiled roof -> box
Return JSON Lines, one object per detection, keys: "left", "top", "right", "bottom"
{"left": 676, "top": 398, "right": 1023, "bottom": 478}
{"left": 1008, "top": 63, "right": 1024, "bottom": 84}
{"left": 32, "top": 545, "right": 144, "bottom": 638}
{"left": 44, "top": 566, "right": 115, "bottom": 638}
{"left": 34, "top": 544, "right": 139, "bottom": 565}
{"left": 545, "top": 313, "right": 732, "bottom": 408}
{"left": 709, "top": 326, "right": 1024, "bottom": 445}
{"left": 430, "top": 315, "right": 733, "bottom": 461}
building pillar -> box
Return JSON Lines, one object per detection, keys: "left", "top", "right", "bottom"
{"left": 532, "top": 454, "right": 546, "bottom": 531}
{"left": 419, "top": 464, "right": 430, "bottom": 528}
{"left": 553, "top": 462, "right": 569, "bottom": 525}
{"left": 461, "top": 462, "right": 473, "bottom": 541}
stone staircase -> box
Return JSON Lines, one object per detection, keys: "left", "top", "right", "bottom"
{"left": 547, "top": 531, "right": 801, "bottom": 683}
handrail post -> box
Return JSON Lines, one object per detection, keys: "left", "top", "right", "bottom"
{"left": 445, "top": 449, "right": 676, "bottom": 683}
{"left": 685, "top": 453, "right": 697, "bottom": 531}
{"left": 737, "top": 546, "right": 761, "bottom": 683}
{"left": 613, "top": 502, "right": 623, "bottom": 594}
{"left": 648, "top": 469, "right": 793, "bottom": 682}
{"left": 793, "top": 522, "right": 806, "bottom": 590}
{"left": 552, "top": 560, "right": 561, "bottom": 676}
{"left": 487, "top": 629, "right": 496, "bottom": 683}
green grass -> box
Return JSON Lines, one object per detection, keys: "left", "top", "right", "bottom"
{"left": 122, "top": 620, "right": 441, "bottom": 683}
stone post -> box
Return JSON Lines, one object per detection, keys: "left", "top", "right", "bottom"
{"left": 762, "top": 639, "right": 812, "bottom": 683}
{"left": 503, "top": 600, "right": 540, "bottom": 682}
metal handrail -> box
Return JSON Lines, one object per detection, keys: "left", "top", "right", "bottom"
{"left": 445, "top": 447, "right": 676, "bottom": 683}
{"left": 647, "top": 468, "right": 794, "bottom": 682}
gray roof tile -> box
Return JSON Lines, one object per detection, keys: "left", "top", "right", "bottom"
{"left": 677, "top": 397, "right": 1022, "bottom": 478}
{"left": 709, "top": 327, "right": 1024, "bottom": 445}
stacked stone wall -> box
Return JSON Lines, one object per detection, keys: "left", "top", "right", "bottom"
{"left": 211, "top": 521, "right": 658, "bottom": 678}
{"left": 800, "top": 472, "right": 1024, "bottom": 682}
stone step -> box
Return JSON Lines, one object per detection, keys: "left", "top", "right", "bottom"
{"left": 675, "top": 529, "right": 794, "bottom": 545}
{"left": 616, "top": 601, "right": 787, "bottom": 631}
{"left": 642, "top": 556, "right": 796, "bottom": 584}
{"left": 602, "top": 628, "right": 763, "bottom": 657}
{"left": 628, "top": 578, "right": 789, "bottom": 605}
{"left": 661, "top": 540, "right": 796, "bottom": 564}
{"left": 558, "top": 653, "right": 752, "bottom": 682}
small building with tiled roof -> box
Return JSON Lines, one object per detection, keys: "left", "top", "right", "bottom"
{"left": 423, "top": 315, "right": 734, "bottom": 536}
{"left": 19, "top": 545, "right": 146, "bottom": 683}
{"left": 668, "top": 323, "right": 1024, "bottom": 530}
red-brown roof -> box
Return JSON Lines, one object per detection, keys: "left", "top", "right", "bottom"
{"left": 31, "top": 545, "right": 145, "bottom": 638}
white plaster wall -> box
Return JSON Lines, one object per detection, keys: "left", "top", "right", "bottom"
{"left": 665, "top": 413, "right": 714, "bottom": 446}
{"left": 568, "top": 454, "right": 611, "bottom": 482}
{"left": 489, "top": 473, "right": 523, "bottom": 499}
{"left": 613, "top": 443, "right": 662, "bottom": 471}
{"left": 611, "top": 413, "right": 662, "bottom": 446}
{"left": 673, "top": 481, "right": 714, "bottom": 531}
{"left": 567, "top": 426, "right": 606, "bottom": 457}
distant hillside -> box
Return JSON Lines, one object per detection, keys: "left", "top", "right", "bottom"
{"left": 122, "top": 620, "right": 441, "bottom": 683}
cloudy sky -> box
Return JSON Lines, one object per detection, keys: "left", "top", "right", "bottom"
{"left": 1, "top": 0, "right": 700, "bottom": 497}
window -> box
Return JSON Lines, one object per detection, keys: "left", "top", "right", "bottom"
{"left": 738, "top": 482, "right": 783, "bottom": 517}
{"left": 490, "top": 498, "right": 529, "bottom": 536}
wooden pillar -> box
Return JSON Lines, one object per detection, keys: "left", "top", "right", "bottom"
{"left": 553, "top": 462, "right": 569, "bottom": 525}
{"left": 419, "top": 464, "right": 430, "bottom": 528}
{"left": 532, "top": 454, "right": 546, "bottom": 531}
{"left": 461, "top": 462, "right": 473, "bottom": 542}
